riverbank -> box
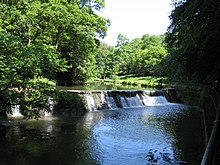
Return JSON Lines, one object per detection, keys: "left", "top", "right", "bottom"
{"left": 87, "top": 75, "right": 167, "bottom": 89}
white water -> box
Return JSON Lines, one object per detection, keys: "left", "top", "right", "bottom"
{"left": 86, "top": 93, "right": 97, "bottom": 111}
{"left": 85, "top": 90, "right": 170, "bottom": 111}
{"left": 142, "top": 95, "right": 169, "bottom": 106}
{"left": 10, "top": 98, "right": 55, "bottom": 117}
{"left": 11, "top": 105, "right": 23, "bottom": 117}
{"left": 105, "top": 95, "right": 117, "bottom": 109}
{"left": 45, "top": 97, "right": 54, "bottom": 117}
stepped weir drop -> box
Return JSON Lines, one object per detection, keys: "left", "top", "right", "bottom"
{"left": 68, "top": 90, "right": 169, "bottom": 111}
{"left": 10, "top": 90, "right": 169, "bottom": 117}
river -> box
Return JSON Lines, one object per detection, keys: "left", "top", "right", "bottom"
{"left": 0, "top": 101, "right": 205, "bottom": 164}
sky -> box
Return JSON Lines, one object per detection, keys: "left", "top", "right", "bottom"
{"left": 98, "top": 0, "right": 173, "bottom": 46}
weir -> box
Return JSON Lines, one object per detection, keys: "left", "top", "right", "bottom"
{"left": 67, "top": 90, "right": 169, "bottom": 111}
{"left": 9, "top": 97, "right": 54, "bottom": 117}
{"left": 11, "top": 105, "right": 23, "bottom": 117}
{"left": 10, "top": 90, "right": 169, "bottom": 116}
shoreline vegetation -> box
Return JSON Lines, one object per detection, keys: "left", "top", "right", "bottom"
{"left": 1, "top": 0, "right": 219, "bottom": 145}
{"left": 86, "top": 75, "right": 167, "bottom": 89}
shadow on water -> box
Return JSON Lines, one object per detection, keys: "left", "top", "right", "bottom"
{"left": 0, "top": 103, "right": 205, "bottom": 165}
{"left": 0, "top": 115, "right": 98, "bottom": 165}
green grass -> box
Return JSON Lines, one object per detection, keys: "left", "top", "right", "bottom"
{"left": 87, "top": 75, "right": 168, "bottom": 88}
{"left": 116, "top": 75, "right": 167, "bottom": 87}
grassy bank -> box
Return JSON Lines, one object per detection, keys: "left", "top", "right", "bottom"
{"left": 87, "top": 75, "right": 168, "bottom": 89}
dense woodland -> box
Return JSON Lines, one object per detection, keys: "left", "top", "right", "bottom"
{"left": 165, "top": 0, "right": 220, "bottom": 83}
{"left": 0, "top": 0, "right": 220, "bottom": 118}
{"left": 96, "top": 34, "right": 167, "bottom": 79}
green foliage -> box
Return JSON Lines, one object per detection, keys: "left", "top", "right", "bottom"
{"left": 95, "top": 42, "right": 117, "bottom": 79}
{"left": 0, "top": 0, "right": 108, "bottom": 118}
{"left": 164, "top": 0, "right": 220, "bottom": 83}
{"left": 0, "top": 27, "right": 66, "bottom": 119}
{"left": 115, "top": 33, "right": 129, "bottom": 48}
{"left": 78, "top": 0, "right": 105, "bottom": 11}
{"left": 19, "top": 79, "right": 56, "bottom": 119}
{"left": 116, "top": 75, "right": 167, "bottom": 88}
{"left": 0, "top": 0, "right": 109, "bottom": 85}
{"left": 118, "top": 34, "right": 167, "bottom": 76}
{"left": 54, "top": 91, "right": 86, "bottom": 113}
{"left": 94, "top": 75, "right": 167, "bottom": 88}
{"left": 96, "top": 34, "right": 167, "bottom": 78}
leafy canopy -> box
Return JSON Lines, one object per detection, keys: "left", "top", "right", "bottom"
{"left": 0, "top": 28, "right": 67, "bottom": 118}
{"left": 164, "top": 0, "right": 220, "bottom": 83}
{"left": 96, "top": 34, "right": 168, "bottom": 78}
{"left": 0, "top": 0, "right": 108, "bottom": 118}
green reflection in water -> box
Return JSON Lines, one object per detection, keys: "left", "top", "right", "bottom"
{"left": 0, "top": 105, "right": 205, "bottom": 165}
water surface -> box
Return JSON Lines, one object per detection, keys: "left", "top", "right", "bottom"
{"left": 0, "top": 104, "right": 205, "bottom": 165}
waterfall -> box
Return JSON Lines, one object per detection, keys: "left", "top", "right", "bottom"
{"left": 106, "top": 90, "right": 145, "bottom": 109}
{"left": 82, "top": 90, "right": 169, "bottom": 111}
{"left": 142, "top": 95, "right": 169, "bottom": 106}
{"left": 10, "top": 97, "right": 55, "bottom": 117}
{"left": 85, "top": 91, "right": 108, "bottom": 111}
{"left": 9, "top": 90, "right": 170, "bottom": 116}
{"left": 45, "top": 97, "right": 54, "bottom": 117}
{"left": 86, "top": 93, "right": 97, "bottom": 111}
{"left": 11, "top": 105, "right": 23, "bottom": 117}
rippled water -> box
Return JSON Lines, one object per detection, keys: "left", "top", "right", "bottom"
{"left": 0, "top": 104, "right": 205, "bottom": 165}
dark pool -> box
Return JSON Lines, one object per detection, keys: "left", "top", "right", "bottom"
{"left": 0, "top": 104, "right": 205, "bottom": 165}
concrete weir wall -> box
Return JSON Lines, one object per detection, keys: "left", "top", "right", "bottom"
{"left": 66, "top": 89, "right": 164, "bottom": 96}
{"left": 66, "top": 89, "right": 167, "bottom": 111}
{"left": 163, "top": 87, "right": 180, "bottom": 103}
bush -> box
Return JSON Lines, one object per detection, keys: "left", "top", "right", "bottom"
{"left": 54, "top": 91, "right": 87, "bottom": 115}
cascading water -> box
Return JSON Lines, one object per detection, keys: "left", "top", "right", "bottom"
{"left": 11, "top": 105, "right": 23, "bottom": 117}
{"left": 142, "top": 95, "right": 170, "bottom": 106}
{"left": 45, "top": 97, "right": 54, "bottom": 116}
{"left": 84, "top": 90, "right": 169, "bottom": 111}
{"left": 106, "top": 90, "right": 145, "bottom": 109}
{"left": 10, "top": 97, "right": 55, "bottom": 117}
{"left": 86, "top": 93, "right": 97, "bottom": 111}
{"left": 9, "top": 90, "right": 170, "bottom": 116}
{"left": 85, "top": 91, "right": 108, "bottom": 111}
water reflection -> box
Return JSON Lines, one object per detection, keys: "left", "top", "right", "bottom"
{"left": 82, "top": 105, "right": 205, "bottom": 165}
{"left": 0, "top": 104, "right": 205, "bottom": 165}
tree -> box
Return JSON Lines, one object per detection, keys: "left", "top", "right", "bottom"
{"left": 95, "top": 42, "right": 117, "bottom": 79}
{"left": 95, "top": 34, "right": 167, "bottom": 78}
{"left": 0, "top": 0, "right": 109, "bottom": 85}
{"left": 115, "top": 33, "right": 129, "bottom": 48}
{"left": 77, "top": 0, "right": 105, "bottom": 11}
{"left": 114, "top": 34, "right": 167, "bottom": 76}
{"left": 0, "top": 0, "right": 109, "bottom": 118}
{"left": 164, "top": 0, "right": 220, "bottom": 83}
{"left": 0, "top": 28, "right": 67, "bottom": 118}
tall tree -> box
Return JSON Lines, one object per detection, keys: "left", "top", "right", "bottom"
{"left": 96, "top": 34, "right": 167, "bottom": 77}
{"left": 0, "top": 0, "right": 109, "bottom": 85}
{"left": 0, "top": 0, "right": 109, "bottom": 118}
{"left": 165, "top": 0, "right": 220, "bottom": 83}
{"left": 95, "top": 42, "right": 116, "bottom": 79}
{"left": 0, "top": 28, "right": 67, "bottom": 118}
{"left": 116, "top": 34, "right": 167, "bottom": 76}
